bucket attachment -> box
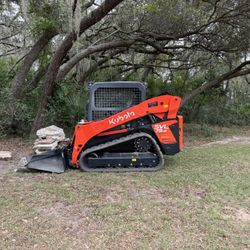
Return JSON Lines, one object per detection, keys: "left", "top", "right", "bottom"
{"left": 25, "top": 149, "right": 68, "bottom": 173}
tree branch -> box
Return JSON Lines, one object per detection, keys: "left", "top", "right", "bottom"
{"left": 182, "top": 61, "right": 250, "bottom": 106}
{"left": 10, "top": 28, "right": 58, "bottom": 98}
{"left": 56, "top": 39, "right": 135, "bottom": 81}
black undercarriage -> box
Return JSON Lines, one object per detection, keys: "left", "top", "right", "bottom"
{"left": 78, "top": 132, "right": 164, "bottom": 172}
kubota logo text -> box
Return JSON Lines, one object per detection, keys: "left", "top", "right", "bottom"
{"left": 109, "top": 111, "right": 135, "bottom": 125}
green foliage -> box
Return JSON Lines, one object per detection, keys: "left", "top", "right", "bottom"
{"left": 0, "top": 80, "right": 88, "bottom": 137}
{"left": 145, "top": 69, "right": 250, "bottom": 127}
{"left": 145, "top": 3, "right": 161, "bottom": 13}
{"left": 146, "top": 76, "right": 169, "bottom": 98}
{"left": 182, "top": 83, "right": 250, "bottom": 126}
{"left": 0, "top": 58, "right": 87, "bottom": 136}
{"left": 0, "top": 60, "right": 8, "bottom": 87}
{"left": 0, "top": 85, "right": 39, "bottom": 136}
{"left": 29, "top": 0, "right": 69, "bottom": 35}
{"left": 198, "top": 91, "right": 250, "bottom": 126}
{"left": 244, "top": 103, "right": 250, "bottom": 114}
{"left": 0, "top": 54, "right": 249, "bottom": 137}
{"left": 32, "top": 17, "right": 57, "bottom": 33}
{"left": 46, "top": 81, "right": 88, "bottom": 134}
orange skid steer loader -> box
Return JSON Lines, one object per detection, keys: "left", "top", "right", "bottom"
{"left": 25, "top": 81, "right": 183, "bottom": 173}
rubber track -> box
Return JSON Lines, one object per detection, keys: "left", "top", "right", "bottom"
{"left": 78, "top": 132, "right": 164, "bottom": 172}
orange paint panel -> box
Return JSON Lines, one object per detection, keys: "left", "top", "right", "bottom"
{"left": 178, "top": 115, "right": 183, "bottom": 151}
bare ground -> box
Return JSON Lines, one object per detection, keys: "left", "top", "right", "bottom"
{"left": 0, "top": 126, "right": 249, "bottom": 249}
{"left": 0, "top": 127, "right": 249, "bottom": 177}
{"left": 0, "top": 138, "right": 32, "bottom": 176}
{"left": 201, "top": 136, "right": 250, "bottom": 146}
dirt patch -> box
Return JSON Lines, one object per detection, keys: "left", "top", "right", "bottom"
{"left": 137, "top": 188, "right": 167, "bottom": 203}
{"left": 38, "top": 202, "right": 100, "bottom": 238}
{"left": 105, "top": 190, "right": 122, "bottom": 203}
{"left": 168, "top": 217, "right": 207, "bottom": 249}
{"left": 202, "top": 136, "right": 250, "bottom": 147}
{"left": 235, "top": 208, "right": 250, "bottom": 222}
{"left": 222, "top": 207, "right": 250, "bottom": 223}
{"left": 0, "top": 138, "right": 32, "bottom": 176}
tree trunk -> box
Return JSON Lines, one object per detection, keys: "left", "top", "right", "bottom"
{"left": 30, "top": 33, "right": 76, "bottom": 134}
{"left": 78, "top": 0, "right": 124, "bottom": 35}
{"left": 10, "top": 28, "right": 57, "bottom": 98}
{"left": 18, "top": 63, "right": 50, "bottom": 99}
{"left": 31, "top": 0, "right": 125, "bottom": 134}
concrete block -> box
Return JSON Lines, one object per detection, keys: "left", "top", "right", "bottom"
{"left": 0, "top": 151, "right": 12, "bottom": 160}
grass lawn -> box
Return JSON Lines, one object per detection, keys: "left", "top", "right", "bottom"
{"left": 0, "top": 129, "right": 249, "bottom": 249}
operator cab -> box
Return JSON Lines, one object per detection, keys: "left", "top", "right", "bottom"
{"left": 87, "top": 81, "right": 146, "bottom": 121}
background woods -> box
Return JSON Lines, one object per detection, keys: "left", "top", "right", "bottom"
{"left": 0, "top": 0, "right": 249, "bottom": 136}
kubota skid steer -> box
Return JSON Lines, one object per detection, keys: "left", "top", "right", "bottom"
{"left": 25, "top": 81, "right": 183, "bottom": 173}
